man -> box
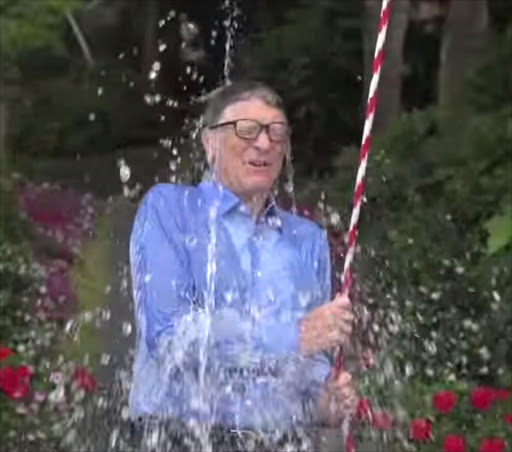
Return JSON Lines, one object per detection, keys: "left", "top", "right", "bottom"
{"left": 129, "top": 80, "right": 357, "bottom": 451}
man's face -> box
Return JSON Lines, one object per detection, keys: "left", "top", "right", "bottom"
{"left": 203, "top": 97, "right": 288, "bottom": 201}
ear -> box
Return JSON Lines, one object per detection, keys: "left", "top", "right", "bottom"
{"left": 201, "top": 129, "right": 216, "bottom": 167}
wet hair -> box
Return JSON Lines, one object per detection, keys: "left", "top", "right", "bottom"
{"left": 202, "top": 80, "right": 286, "bottom": 127}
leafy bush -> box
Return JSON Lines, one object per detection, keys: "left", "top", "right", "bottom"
{"left": 9, "top": 64, "right": 161, "bottom": 159}
{"left": 352, "top": 377, "right": 512, "bottom": 452}
{"left": 0, "top": 178, "right": 102, "bottom": 451}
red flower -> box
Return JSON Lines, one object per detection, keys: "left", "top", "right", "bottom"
{"left": 433, "top": 390, "right": 458, "bottom": 414}
{"left": 0, "top": 345, "right": 14, "bottom": 361}
{"left": 345, "top": 431, "right": 355, "bottom": 452}
{"left": 372, "top": 411, "right": 393, "bottom": 430}
{"left": 72, "top": 367, "right": 97, "bottom": 392}
{"left": 0, "top": 365, "right": 33, "bottom": 400}
{"left": 471, "top": 386, "right": 495, "bottom": 411}
{"left": 356, "top": 398, "right": 372, "bottom": 421}
{"left": 410, "top": 418, "right": 433, "bottom": 442}
{"left": 443, "top": 435, "right": 467, "bottom": 452}
{"left": 504, "top": 414, "right": 512, "bottom": 425}
{"left": 494, "top": 389, "right": 511, "bottom": 402}
{"left": 479, "top": 438, "right": 506, "bottom": 452}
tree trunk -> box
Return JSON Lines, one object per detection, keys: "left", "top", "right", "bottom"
{"left": 141, "top": 0, "right": 159, "bottom": 78}
{"left": 363, "top": 0, "right": 410, "bottom": 136}
{"left": 0, "top": 94, "right": 7, "bottom": 176}
{"left": 438, "top": 0, "right": 489, "bottom": 131}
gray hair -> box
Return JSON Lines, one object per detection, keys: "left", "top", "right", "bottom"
{"left": 202, "top": 80, "right": 286, "bottom": 127}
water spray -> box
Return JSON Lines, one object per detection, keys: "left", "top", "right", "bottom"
{"left": 332, "top": 0, "right": 393, "bottom": 448}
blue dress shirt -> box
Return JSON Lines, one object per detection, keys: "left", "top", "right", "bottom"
{"left": 128, "top": 181, "right": 333, "bottom": 431}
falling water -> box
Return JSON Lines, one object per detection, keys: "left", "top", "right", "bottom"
{"left": 42, "top": 4, "right": 409, "bottom": 452}
{"left": 222, "top": 0, "right": 240, "bottom": 84}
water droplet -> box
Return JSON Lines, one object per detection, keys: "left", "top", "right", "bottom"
{"left": 118, "top": 159, "right": 131, "bottom": 183}
{"left": 88, "top": 112, "right": 96, "bottom": 121}
{"left": 122, "top": 322, "right": 132, "bottom": 337}
{"left": 100, "top": 353, "right": 111, "bottom": 366}
{"left": 121, "top": 406, "right": 130, "bottom": 420}
{"left": 185, "top": 235, "right": 197, "bottom": 248}
{"left": 97, "top": 87, "right": 103, "bottom": 96}
{"left": 101, "top": 309, "right": 111, "bottom": 322}
{"left": 298, "top": 291, "right": 311, "bottom": 308}
{"left": 80, "top": 310, "right": 93, "bottom": 323}
{"left": 109, "top": 428, "right": 120, "bottom": 449}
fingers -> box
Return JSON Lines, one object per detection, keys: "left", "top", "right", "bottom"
{"left": 333, "top": 293, "right": 351, "bottom": 307}
{"left": 328, "top": 372, "right": 358, "bottom": 416}
{"left": 331, "top": 303, "right": 354, "bottom": 343}
{"left": 301, "top": 296, "right": 355, "bottom": 354}
{"left": 334, "top": 371, "right": 352, "bottom": 386}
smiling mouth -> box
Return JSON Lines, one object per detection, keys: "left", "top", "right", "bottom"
{"left": 247, "top": 160, "right": 270, "bottom": 168}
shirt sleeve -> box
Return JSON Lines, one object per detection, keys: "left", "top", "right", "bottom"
{"left": 302, "top": 228, "right": 333, "bottom": 400}
{"left": 130, "top": 186, "right": 195, "bottom": 362}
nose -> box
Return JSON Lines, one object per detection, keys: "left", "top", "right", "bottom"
{"left": 253, "top": 127, "right": 271, "bottom": 150}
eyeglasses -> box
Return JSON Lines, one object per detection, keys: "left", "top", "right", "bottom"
{"left": 208, "top": 119, "right": 290, "bottom": 143}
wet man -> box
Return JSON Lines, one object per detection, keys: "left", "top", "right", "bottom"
{"left": 129, "top": 81, "right": 357, "bottom": 451}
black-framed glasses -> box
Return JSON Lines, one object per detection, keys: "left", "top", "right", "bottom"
{"left": 208, "top": 119, "right": 290, "bottom": 143}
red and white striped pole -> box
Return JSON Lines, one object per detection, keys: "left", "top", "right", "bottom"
{"left": 333, "top": 2, "right": 392, "bottom": 450}
{"left": 334, "top": 0, "right": 393, "bottom": 377}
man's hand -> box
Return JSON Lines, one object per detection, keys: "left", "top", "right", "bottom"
{"left": 316, "top": 371, "right": 358, "bottom": 427}
{"left": 299, "top": 294, "right": 353, "bottom": 356}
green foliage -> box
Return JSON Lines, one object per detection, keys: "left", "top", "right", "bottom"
{"left": 485, "top": 201, "right": 512, "bottom": 255}
{"left": 62, "top": 211, "right": 111, "bottom": 371}
{"left": 9, "top": 64, "right": 160, "bottom": 158}
{"left": 0, "top": 0, "right": 80, "bottom": 61}
{"left": 356, "top": 378, "right": 511, "bottom": 452}
{"left": 240, "top": 0, "right": 364, "bottom": 176}
{"left": 308, "top": 20, "right": 512, "bottom": 386}
{"left": 0, "top": 178, "right": 40, "bottom": 345}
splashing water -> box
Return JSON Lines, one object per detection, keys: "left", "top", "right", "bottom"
{"left": 222, "top": 0, "right": 240, "bottom": 84}
{"left": 29, "top": 5, "right": 464, "bottom": 452}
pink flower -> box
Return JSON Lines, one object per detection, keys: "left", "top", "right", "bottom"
{"left": 345, "top": 431, "right": 355, "bottom": 452}
{"left": 471, "top": 386, "right": 495, "bottom": 411}
{"left": 433, "top": 390, "right": 458, "bottom": 414}
{"left": 443, "top": 435, "right": 467, "bottom": 452}
{"left": 479, "top": 438, "right": 506, "bottom": 452}
{"left": 504, "top": 413, "right": 512, "bottom": 425}
{"left": 0, "top": 345, "right": 14, "bottom": 361}
{"left": 0, "top": 365, "right": 33, "bottom": 400}
{"left": 49, "top": 371, "right": 65, "bottom": 385}
{"left": 33, "top": 391, "right": 47, "bottom": 403}
{"left": 72, "top": 367, "right": 97, "bottom": 392}
{"left": 372, "top": 411, "right": 393, "bottom": 430}
{"left": 410, "top": 418, "right": 432, "bottom": 442}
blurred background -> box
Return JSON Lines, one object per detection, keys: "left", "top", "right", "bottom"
{"left": 0, "top": 0, "right": 511, "bottom": 451}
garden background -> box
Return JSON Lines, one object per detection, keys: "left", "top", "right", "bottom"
{"left": 0, "top": 0, "right": 511, "bottom": 451}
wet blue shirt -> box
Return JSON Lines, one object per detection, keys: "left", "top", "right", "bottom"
{"left": 129, "top": 181, "right": 332, "bottom": 430}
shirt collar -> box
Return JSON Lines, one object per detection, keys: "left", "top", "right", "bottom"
{"left": 198, "top": 181, "right": 283, "bottom": 231}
